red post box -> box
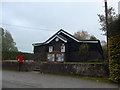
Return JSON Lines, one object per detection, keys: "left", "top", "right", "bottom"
{"left": 17, "top": 55, "right": 24, "bottom": 71}
{"left": 17, "top": 55, "right": 24, "bottom": 63}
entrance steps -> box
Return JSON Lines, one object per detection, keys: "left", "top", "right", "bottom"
{"left": 34, "top": 66, "right": 41, "bottom": 71}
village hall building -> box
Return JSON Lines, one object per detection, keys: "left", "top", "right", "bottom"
{"left": 32, "top": 29, "right": 103, "bottom": 62}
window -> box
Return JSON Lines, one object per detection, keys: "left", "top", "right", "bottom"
{"left": 61, "top": 44, "right": 65, "bottom": 52}
{"left": 49, "top": 46, "right": 53, "bottom": 52}
{"left": 48, "top": 54, "right": 55, "bottom": 61}
{"left": 56, "top": 54, "right": 64, "bottom": 61}
{"left": 47, "top": 52, "right": 64, "bottom": 62}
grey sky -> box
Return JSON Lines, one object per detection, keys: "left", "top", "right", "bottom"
{"left": 0, "top": 2, "right": 118, "bottom": 53}
{"left": 118, "top": 1, "right": 120, "bottom": 14}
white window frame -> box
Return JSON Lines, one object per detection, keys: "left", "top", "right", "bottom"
{"left": 49, "top": 46, "right": 53, "bottom": 52}
{"left": 61, "top": 44, "right": 65, "bottom": 52}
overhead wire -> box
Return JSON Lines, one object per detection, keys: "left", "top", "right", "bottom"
{"left": 0, "top": 23, "right": 57, "bottom": 31}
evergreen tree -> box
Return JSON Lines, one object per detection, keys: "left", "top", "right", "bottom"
{"left": 1, "top": 28, "right": 18, "bottom": 51}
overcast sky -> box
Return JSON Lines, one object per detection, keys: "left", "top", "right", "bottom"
{"left": 0, "top": 1, "right": 119, "bottom": 53}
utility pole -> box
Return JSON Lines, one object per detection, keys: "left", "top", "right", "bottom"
{"left": 104, "top": 0, "right": 109, "bottom": 76}
{"left": 105, "top": 0, "right": 109, "bottom": 43}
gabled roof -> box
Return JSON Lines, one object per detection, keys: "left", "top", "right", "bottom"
{"left": 32, "top": 29, "right": 99, "bottom": 46}
{"left": 57, "top": 29, "right": 81, "bottom": 42}
{"left": 45, "top": 34, "right": 68, "bottom": 44}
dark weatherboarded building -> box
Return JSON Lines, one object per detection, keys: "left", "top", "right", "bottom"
{"left": 32, "top": 29, "right": 103, "bottom": 62}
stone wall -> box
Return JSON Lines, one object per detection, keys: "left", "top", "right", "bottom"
{"left": 2, "top": 62, "right": 40, "bottom": 71}
{"left": 39, "top": 63, "right": 105, "bottom": 77}
{"left": 2, "top": 62, "right": 105, "bottom": 77}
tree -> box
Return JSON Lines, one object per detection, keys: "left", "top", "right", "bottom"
{"left": 108, "top": 15, "right": 120, "bottom": 37}
{"left": 74, "top": 30, "right": 97, "bottom": 40}
{"left": 79, "top": 44, "right": 89, "bottom": 62}
{"left": 0, "top": 28, "right": 2, "bottom": 51}
{"left": 109, "top": 35, "right": 120, "bottom": 83}
{"left": 108, "top": 16, "right": 120, "bottom": 83}
{"left": 74, "top": 30, "right": 90, "bottom": 40}
{"left": 0, "top": 28, "right": 2, "bottom": 60}
{"left": 89, "top": 35, "right": 97, "bottom": 40}
{"left": 1, "top": 28, "right": 18, "bottom": 51}
{"left": 98, "top": 7, "right": 118, "bottom": 35}
{"left": 100, "top": 40, "right": 107, "bottom": 60}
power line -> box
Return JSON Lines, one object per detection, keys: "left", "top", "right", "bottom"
{"left": 0, "top": 23, "right": 57, "bottom": 31}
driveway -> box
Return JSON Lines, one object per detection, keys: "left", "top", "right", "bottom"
{"left": 2, "top": 70, "right": 118, "bottom": 88}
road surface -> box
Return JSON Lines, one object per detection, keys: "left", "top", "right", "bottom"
{"left": 2, "top": 70, "right": 118, "bottom": 88}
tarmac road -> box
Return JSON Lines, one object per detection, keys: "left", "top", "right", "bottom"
{"left": 2, "top": 70, "right": 118, "bottom": 88}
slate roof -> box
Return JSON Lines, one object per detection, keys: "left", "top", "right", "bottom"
{"left": 32, "top": 29, "right": 100, "bottom": 46}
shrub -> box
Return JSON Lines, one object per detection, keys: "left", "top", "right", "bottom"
{"left": 108, "top": 35, "right": 120, "bottom": 83}
{"left": 2, "top": 51, "right": 34, "bottom": 60}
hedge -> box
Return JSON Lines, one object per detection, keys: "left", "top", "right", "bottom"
{"left": 2, "top": 51, "right": 34, "bottom": 60}
{"left": 108, "top": 35, "right": 120, "bottom": 83}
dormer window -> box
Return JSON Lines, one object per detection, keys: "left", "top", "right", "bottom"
{"left": 61, "top": 44, "right": 65, "bottom": 52}
{"left": 49, "top": 46, "right": 53, "bottom": 52}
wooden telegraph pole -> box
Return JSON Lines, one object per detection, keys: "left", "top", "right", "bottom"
{"left": 104, "top": 0, "right": 109, "bottom": 76}
{"left": 104, "top": 0, "right": 109, "bottom": 43}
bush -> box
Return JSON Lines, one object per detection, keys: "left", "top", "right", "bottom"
{"left": 2, "top": 51, "right": 34, "bottom": 60}
{"left": 108, "top": 35, "right": 120, "bottom": 83}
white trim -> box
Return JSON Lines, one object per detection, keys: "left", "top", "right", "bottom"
{"left": 32, "top": 43, "right": 39, "bottom": 46}
{"left": 58, "top": 31, "right": 80, "bottom": 42}
{"left": 61, "top": 44, "right": 65, "bottom": 52}
{"left": 45, "top": 35, "right": 67, "bottom": 44}
{"left": 49, "top": 46, "right": 53, "bottom": 52}
{"left": 33, "top": 30, "right": 99, "bottom": 46}
{"left": 80, "top": 41, "right": 98, "bottom": 43}
{"left": 58, "top": 31, "right": 98, "bottom": 43}
{"left": 57, "top": 35, "right": 67, "bottom": 43}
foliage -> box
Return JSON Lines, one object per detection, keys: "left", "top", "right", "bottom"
{"left": 2, "top": 51, "right": 34, "bottom": 60}
{"left": 108, "top": 15, "right": 120, "bottom": 37}
{"left": 0, "top": 28, "right": 2, "bottom": 60}
{"left": 89, "top": 35, "right": 97, "bottom": 40}
{"left": 108, "top": 35, "right": 120, "bottom": 83}
{"left": 74, "top": 30, "right": 97, "bottom": 40}
{"left": 74, "top": 30, "right": 90, "bottom": 40}
{"left": 79, "top": 44, "right": 89, "bottom": 62}
{"left": 98, "top": 7, "right": 118, "bottom": 35}
{"left": 102, "top": 44, "right": 107, "bottom": 60}
{"left": 1, "top": 28, "right": 18, "bottom": 51}
{"left": 0, "top": 28, "right": 2, "bottom": 48}
{"left": 101, "top": 40, "right": 107, "bottom": 46}
{"left": 100, "top": 40, "right": 107, "bottom": 60}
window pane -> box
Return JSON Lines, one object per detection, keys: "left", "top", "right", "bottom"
{"left": 56, "top": 54, "right": 64, "bottom": 61}
{"left": 49, "top": 46, "right": 53, "bottom": 52}
{"left": 61, "top": 45, "right": 65, "bottom": 52}
{"left": 48, "top": 54, "right": 55, "bottom": 61}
